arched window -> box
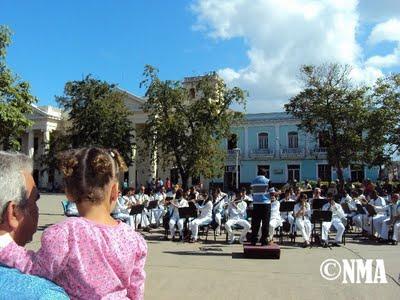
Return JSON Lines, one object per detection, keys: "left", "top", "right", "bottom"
{"left": 227, "top": 134, "right": 238, "bottom": 150}
{"left": 189, "top": 88, "right": 196, "bottom": 99}
{"left": 288, "top": 132, "right": 298, "bottom": 148}
{"left": 258, "top": 132, "right": 268, "bottom": 149}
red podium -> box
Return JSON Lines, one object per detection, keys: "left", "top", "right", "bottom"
{"left": 243, "top": 242, "right": 281, "bottom": 259}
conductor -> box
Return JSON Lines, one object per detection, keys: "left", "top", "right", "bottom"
{"left": 250, "top": 168, "right": 271, "bottom": 246}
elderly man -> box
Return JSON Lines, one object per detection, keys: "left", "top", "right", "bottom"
{"left": 0, "top": 151, "right": 68, "bottom": 299}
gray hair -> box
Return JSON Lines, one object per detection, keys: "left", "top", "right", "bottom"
{"left": 0, "top": 151, "right": 33, "bottom": 222}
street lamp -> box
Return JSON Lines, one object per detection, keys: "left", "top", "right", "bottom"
{"left": 233, "top": 147, "right": 240, "bottom": 190}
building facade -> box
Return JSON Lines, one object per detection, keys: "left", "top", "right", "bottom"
{"left": 15, "top": 79, "right": 380, "bottom": 191}
{"left": 214, "top": 112, "right": 379, "bottom": 190}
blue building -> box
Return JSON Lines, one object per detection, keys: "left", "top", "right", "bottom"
{"left": 213, "top": 112, "right": 379, "bottom": 190}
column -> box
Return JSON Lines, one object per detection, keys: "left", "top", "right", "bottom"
{"left": 128, "top": 145, "right": 137, "bottom": 188}
{"left": 275, "top": 124, "right": 280, "bottom": 159}
{"left": 244, "top": 126, "right": 248, "bottom": 159}
{"left": 27, "top": 130, "right": 34, "bottom": 158}
{"left": 41, "top": 130, "right": 50, "bottom": 189}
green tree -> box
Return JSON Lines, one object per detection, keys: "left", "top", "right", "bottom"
{"left": 139, "top": 65, "right": 246, "bottom": 190}
{"left": 285, "top": 64, "right": 371, "bottom": 185}
{"left": 56, "top": 75, "right": 135, "bottom": 165}
{"left": 0, "top": 25, "right": 36, "bottom": 150}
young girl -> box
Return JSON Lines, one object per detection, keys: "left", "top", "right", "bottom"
{"left": 0, "top": 147, "right": 147, "bottom": 299}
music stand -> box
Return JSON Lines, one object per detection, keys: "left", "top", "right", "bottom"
{"left": 341, "top": 203, "right": 351, "bottom": 215}
{"left": 129, "top": 204, "right": 145, "bottom": 230}
{"left": 356, "top": 204, "right": 366, "bottom": 215}
{"left": 365, "top": 204, "right": 378, "bottom": 239}
{"left": 311, "top": 210, "right": 332, "bottom": 247}
{"left": 179, "top": 206, "right": 198, "bottom": 242}
{"left": 305, "top": 190, "right": 313, "bottom": 199}
{"left": 147, "top": 200, "right": 159, "bottom": 227}
{"left": 312, "top": 198, "right": 327, "bottom": 210}
{"left": 279, "top": 201, "right": 296, "bottom": 242}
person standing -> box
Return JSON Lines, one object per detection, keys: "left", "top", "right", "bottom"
{"left": 250, "top": 168, "right": 271, "bottom": 246}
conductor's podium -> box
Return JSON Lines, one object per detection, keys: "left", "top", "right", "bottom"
{"left": 243, "top": 242, "right": 281, "bottom": 259}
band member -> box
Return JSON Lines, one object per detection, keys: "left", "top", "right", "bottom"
{"left": 212, "top": 187, "right": 228, "bottom": 235}
{"left": 112, "top": 191, "right": 135, "bottom": 227}
{"left": 321, "top": 192, "right": 346, "bottom": 247}
{"left": 364, "top": 190, "right": 387, "bottom": 236}
{"left": 151, "top": 186, "right": 167, "bottom": 226}
{"left": 168, "top": 189, "right": 188, "bottom": 240}
{"left": 342, "top": 190, "right": 363, "bottom": 230}
{"left": 280, "top": 190, "right": 295, "bottom": 227}
{"left": 379, "top": 194, "right": 400, "bottom": 244}
{"left": 268, "top": 188, "right": 283, "bottom": 243}
{"left": 294, "top": 193, "right": 312, "bottom": 248}
{"left": 133, "top": 185, "right": 150, "bottom": 230}
{"left": 250, "top": 168, "right": 271, "bottom": 246}
{"left": 225, "top": 191, "right": 251, "bottom": 244}
{"left": 189, "top": 191, "right": 213, "bottom": 242}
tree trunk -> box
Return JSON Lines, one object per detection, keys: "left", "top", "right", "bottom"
{"left": 180, "top": 172, "right": 189, "bottom": 191}
{"left": 336, "top": 164, "right": 345, "bottom": 191}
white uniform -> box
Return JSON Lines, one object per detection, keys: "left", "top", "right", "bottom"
{"left": 279, "top": 198, "right": 295, "bottom": 226}
{"left": 169, "top": 198, "right": 188, "bottom": 238}
{"left": 225, "top": 200, "right": 250, "bottom": 243}
{"left": 322, "top": 202, "right": 345, "bottom": 243}
{"left": 294, "top": 202, "right": 312, "bottom": 243}
{"left": 268, "top": 200, "right": 283, "bottom": 238}
{"left": 364, "top": 196, "right": 386, "bottom": 236}
{"left": 112, "top": 196, "right": 134, "bottom": 227}
{"left": 133, "top": 193, "right": 150, "bottom": 228}
{"left": 380, "top": 201, "right": 400, "bottom": 241}
{"left": 151, "top": 192, "right": 166, "bottom": 226}
{"left": 190, "top": 201, "right": 213, "bottom": 240}
{"left": 340, "top": 195, "right": 362, "bottom": 229}
{"left": 213, "top": 192, "right": 228, "bottom": 234}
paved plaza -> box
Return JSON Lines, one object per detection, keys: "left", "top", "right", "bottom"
{"left": 28, "top": 194, "right": 400, "bottom": 300}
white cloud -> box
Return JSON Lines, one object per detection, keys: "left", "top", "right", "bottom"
{"left": 368, "top": 18, "right": 400, "bottom": 44}
{"left": 191, "top": 0, "right": 399, "bottom": 112}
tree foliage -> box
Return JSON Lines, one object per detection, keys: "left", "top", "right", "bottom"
{"left": 139, "top": 65, "right": 246, "bottom": 189}
{"left": 285, "top": 64, "right": 374, "bottom": 184}
{"left": 56, "top": 75, "right": 135, "bottom": 165}
{"left": 0, "top": 25, "right": 36, "bottom": 150}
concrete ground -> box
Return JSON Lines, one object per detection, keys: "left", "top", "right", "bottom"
{"left": 28, "top": 194, "right": 400, "bottom": 300}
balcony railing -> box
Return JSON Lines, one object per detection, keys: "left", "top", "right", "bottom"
{"left": 227, "top": 149, "right": 242, "bottom": 160}
{"left": 249, "top": 148, "right": 275, "bottom": 159}
{"left": 309, "top": 147, "right": 328, "bottom": 159}
{"left": 280, "top": 147, "right": 305, "bottom": 159}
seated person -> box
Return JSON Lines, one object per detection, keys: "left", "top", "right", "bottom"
{"left": 168, "top": 189, "right": 188, "bottom": 240}
{"left": 225, "top": 191, "right": 250, "bottom": 244}
{"left": 379, "top": 194, "right": 400, "bottom": 244}
{"left": 151, "top": 186, "right": 167, "bottom": 226}
{"left": 267, "top": 188, "right": 283, "bottom": 243}
{"left": 294, "top": 193, "right": 312, "bottom": 248}
{"left": 0, "top": 151, "right": 68, "bottom": 299}
{"left": 189, "top": 191, "right": 213, "bottom": 242}
{"left": 322, "top": 192, "right": 346, "bottom": 247}
{"left": 363, "top": 190, "right": 387, "bottom": 236}
{"left": 280, "top": 190, "right": 295, "bottom": 227}
{"left": 65, "top": 201, "right": 79, "bottom": 217}
{"left": 111, "top": 190, "right": 135, "bottom": 227}
{"left": 212, "top": 187, "right": 228, "bottom": 235}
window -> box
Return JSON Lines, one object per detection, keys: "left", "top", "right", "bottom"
{"left": 257, "top": 165, "right": 270, "bottom": 179}
{"left": 318, "top": 131, "right": 329, "bottom": 148}
{"left": 318, "top": 164, "right": 331, "bottom": 181}
{"left": 34, "top": 137, "right": 39, "bottom": 152}
{"left": 287, "top": 164, "right": 300, "bottom": 182}
{"left": 288, "top": 132, "right": 298, "bottom": 148}
{"left": 258, "top": 133, "right": 268, "bottom": 149}
{"left": 189, "top": 88, "right": 196, "bottom": 99}
{"left": 227, "top": 134, "right": 238, "bottom": 150}
{"left": 351, "top": 164, "right": 364, "bottom": 182}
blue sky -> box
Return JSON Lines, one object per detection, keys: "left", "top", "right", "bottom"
{"left": 1, "top": 1, "right": 247, "bottom": 106}
{"left": 1, "top": 1, "right": 400, "bottom": 112}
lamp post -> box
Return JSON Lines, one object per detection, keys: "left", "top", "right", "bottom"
{"left": 233, "top": 147, "right": 240, "bottom": 190}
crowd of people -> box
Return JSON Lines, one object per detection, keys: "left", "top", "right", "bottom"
{"left": 0, "top": 147, "right": 399, "bottom": 299}
{"left": 100, "top": 174, "right": 400, "bottom": 248}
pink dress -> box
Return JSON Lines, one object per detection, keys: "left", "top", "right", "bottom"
{"left": 0, "top": 217, "right": 147, "bottom": 300}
